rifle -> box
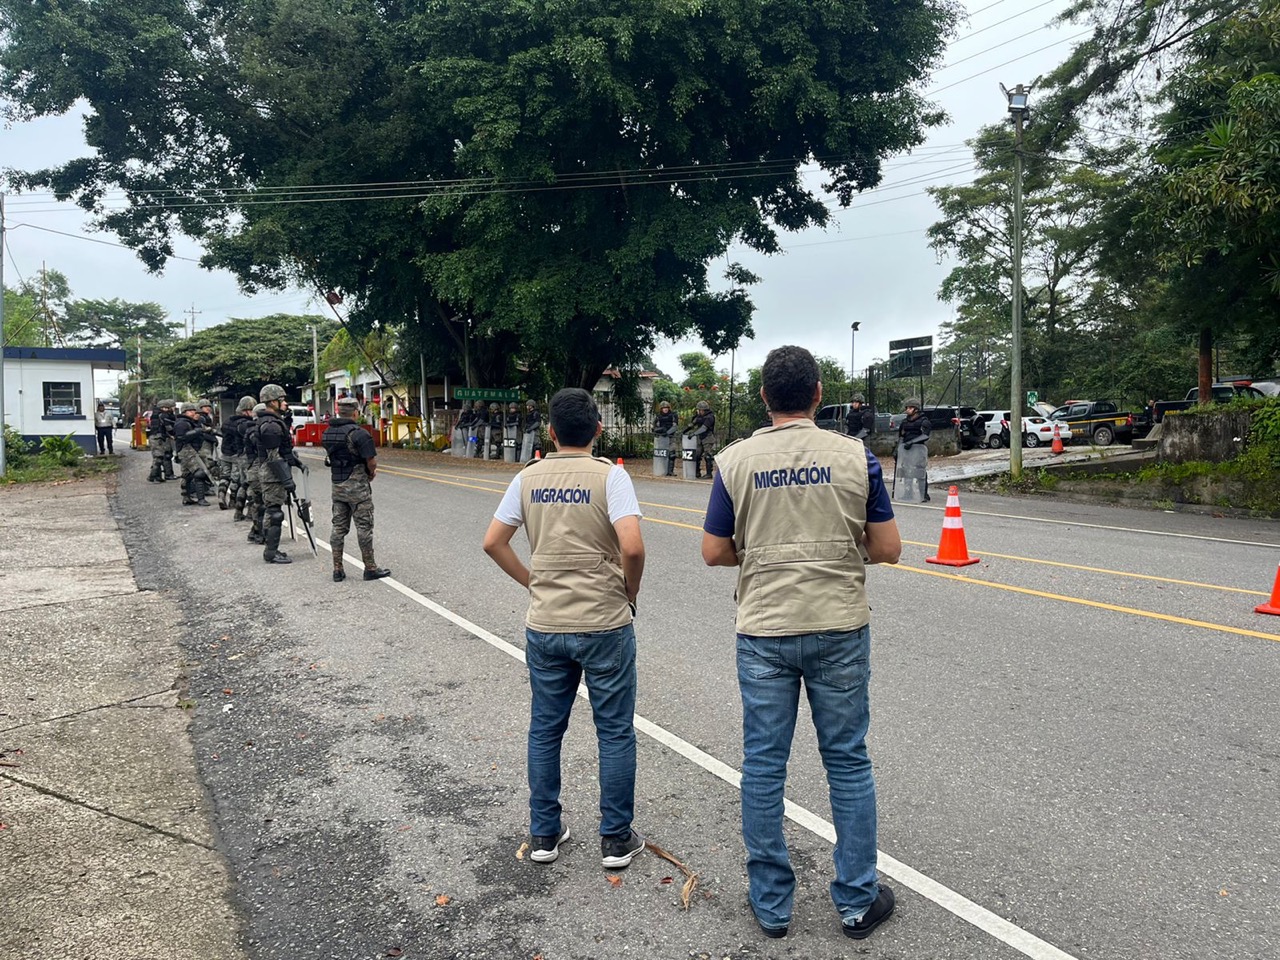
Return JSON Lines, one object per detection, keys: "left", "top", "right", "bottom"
{"left": 290, "top": 463, "right": 319, "bottom": 556}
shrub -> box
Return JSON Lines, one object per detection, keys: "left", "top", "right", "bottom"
{"left": 3, "top": 426, "right": 34, "bottom": 468}
{"left": 39, "top": 433, "right": 85, "bottom": 467}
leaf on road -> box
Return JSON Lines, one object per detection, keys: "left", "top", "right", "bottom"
{"left": 606, "top": 875, "right": 623, "bottom": 888}
{"left": 222, "top": 688, "right": 233, "bottom": 695}
{"left": 386, "top": 948, "right": 403, "bottom": 957}
{"left": 435, "top": 894, "right": 450, "bottom": 906}
{"left": 644, "top": 838, "right": 700, "bottom": 911}
{"left": 659, "top": 877, "right": 674, "bottom": 884}
{"left": 516, "top": 842, "right": 529, "bottom": 861}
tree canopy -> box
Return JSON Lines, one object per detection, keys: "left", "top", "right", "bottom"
{"left": 0, "top": 0, "right": 958, "bottom": 391}
{"left": 154, "top": 314, "right": 337, "bottom": 399}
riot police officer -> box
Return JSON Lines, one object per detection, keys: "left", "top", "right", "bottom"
{"left": 522, "top": 400, "right": 543, "bottom": 459}
{"left": 173, "top": 404, "right": 212, "bottom": 506}
{"left": 685, "top": 400, "right": 718, "bottom": 479}
{"left": 224, "top": 396, "right": 255, "bottom": 519}
{"left": 322, "top": 396, "right": 391, "bottom": 582}
{"left": 845, "top": 395, "right": 873, "bottom": 440}
{"left": 895, "top": 399, "right": 931, "bottom": 503}
{"left": 146, "top": 399, "right": 177, "bottom": 482}
{"left": 243, "top": 403, "right": 268, "bottom": 543}
{"left": 196, "top": 398, "right": 220, "bottom": 500}
{"left": 257, "top": 384, "right": 305, "bottom": 564}
{"left": 654, "top": 401, "right": 678, "bottom": 476}
{"left": 471, "top": 400, "right": 490, "bottom": 457}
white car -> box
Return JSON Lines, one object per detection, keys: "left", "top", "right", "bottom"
{"left": 287, "top": 404, "right": 316, "bottom": 431}
{"left": 984, "top": 413, "right": 1072, "bottom": 448}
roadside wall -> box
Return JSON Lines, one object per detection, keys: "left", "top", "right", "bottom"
{"left": 1159, "top": 410, "right": 1252, "bottom": 464}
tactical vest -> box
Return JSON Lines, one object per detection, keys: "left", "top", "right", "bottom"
{"left": 519, "top": 453, "right": 630, "bottom": 633}
{"left": 243, "top": 420, "right": 262, "bottom": 461}
{"left": 713, "top": 420, "right": 871, "bottom": 636}
{"left": 222, "top": 415, "right": 248, "bottom": 457}
{"left": 173, "top": 416, "right": 203, "bottom": 451}
{"left": 322, "top": 421, "right": 366, "bottom": 484}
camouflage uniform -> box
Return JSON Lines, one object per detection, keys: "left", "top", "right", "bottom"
{"left": 244, "top": 403, "right": 268, "bottom": 544}
{"left": 173, "top": 405, "right": 212, "bottom": 505}
{"left": 147, "top": 400, "right": 177, "bottom": 482}
{"left": 322, "top": 400, "right": 389, "bottom": 581}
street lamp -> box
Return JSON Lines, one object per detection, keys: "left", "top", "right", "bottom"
{"left": 850, "top": 321, "right": 861, "bottom": 403}
{"left": 1001, "top": 82, "right": 1031, "bottom": 480}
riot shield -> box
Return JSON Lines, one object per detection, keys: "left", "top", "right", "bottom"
{"left": 893, "top": 442, "right": 929, "bottom": 503}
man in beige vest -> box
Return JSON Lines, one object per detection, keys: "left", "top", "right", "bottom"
{"left": 701, "top": 345, "right": 902, "bottom": 941}
{"left": 483, "top": 388, "right": 647, "bottom": 869}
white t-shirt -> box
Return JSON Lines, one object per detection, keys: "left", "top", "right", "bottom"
{"left": 494, "top": 464, "right": 642, "bottom": 527}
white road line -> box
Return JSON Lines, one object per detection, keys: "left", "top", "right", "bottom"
{"left": 319, "top": 540, "right": 1078, "bottom": 960}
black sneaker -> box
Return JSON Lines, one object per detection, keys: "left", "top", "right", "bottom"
{"left": 842, "top": 884, "right": 895, "bottom": 940}
{"left": 529, "top": 826, "right": 571, "bottom": 864}
{"left": 601, "top": 829, "right": 645, "bottom": 869}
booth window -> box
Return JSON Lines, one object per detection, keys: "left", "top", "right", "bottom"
{"left": 43, "top": 381, "right": 82, "bottom": 416}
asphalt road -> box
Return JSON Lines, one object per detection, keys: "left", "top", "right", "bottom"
{"left": 112, "top": 443, "right": 1280, "bottom": 960}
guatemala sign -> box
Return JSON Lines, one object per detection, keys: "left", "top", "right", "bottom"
{"left": 453, "top": 387, "right": 521, "bottom": 402}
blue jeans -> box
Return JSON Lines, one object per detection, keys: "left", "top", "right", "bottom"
{"left": 525, "top": 625, "right": 637, "bottom": 838}
{"left": 737, "top": 627, "right": 878, "bottom": 927}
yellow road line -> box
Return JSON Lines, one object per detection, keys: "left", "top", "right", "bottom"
{"left": 893, "top": 564, "right": 1280, "bottom": 644}
{"left": 900, "top": 539, "right": 1269, "bottom": 597}
{"left": 344, "top": 456, "right": 1280, "bottom": 645}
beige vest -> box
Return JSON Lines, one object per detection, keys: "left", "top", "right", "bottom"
{"left": 714, "top": 420, "right": 871, "bottom": 636}
{"left": 520, "top": 454, "right": 631, "bottom": 633}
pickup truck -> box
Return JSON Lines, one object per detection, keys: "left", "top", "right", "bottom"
{"left": 1047, "top": 400, "right": 1134, "bottom": 445}
{"left": 1153, "top": 383, "right": 1267, "bottom": 422}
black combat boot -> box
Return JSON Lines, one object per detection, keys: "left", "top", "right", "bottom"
{"left": 333, "top": 562, "right": 346, "bottom": 582}
{"left": 361, "top": 548, "right": 390, "bottom": 581}
{"left": 263, "top": 509, "right": 292, "bottom": 564}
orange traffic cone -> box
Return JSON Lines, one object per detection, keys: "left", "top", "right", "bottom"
{"left": 1255, "top": 562, "right": 1280, "bottom": 616}
{"left": 1051, "top": 423, "right": 1065, "bottom": 455}
{"left": 926, "top": 486, "right": 981, "bottom": 567}
{"left": 617, "top": 457, "right": 625, "bottom": 466}
{"left": 535, "top": 450, "right": 542, "bottom": 460}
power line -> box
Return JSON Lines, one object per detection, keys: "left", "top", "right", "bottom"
{"left": 924, "top": 29, "right": 1093, "bottom": 96}
{"left": 935, "top": 21, "right": 1066, "bottom": 73}
{"left": 950, "top": 0, "right": 1062, "bottom": 47}
{"left": 8, "top": 222, "right": 203, "bottom": 262}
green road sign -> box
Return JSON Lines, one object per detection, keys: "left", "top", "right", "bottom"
{"left": 454, "top": 387, "right": 521, "bottom": 402}
{"left": 1027, "top": 391, "right": 1039, "bottom": 405}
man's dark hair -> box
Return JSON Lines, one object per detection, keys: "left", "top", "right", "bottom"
{"left": 549, "top": 388, "right": 600, "bottom": 447}
{"left": 761, "top": 345, "right": 820, "bottom": 414}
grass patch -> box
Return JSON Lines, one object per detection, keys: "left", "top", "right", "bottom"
{"left": 2, "top": 455, "right": 119, "bottom": 485}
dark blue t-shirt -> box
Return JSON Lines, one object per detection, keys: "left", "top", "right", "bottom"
{"left": 703, "top": 447, "right": 893, "bottom": 538}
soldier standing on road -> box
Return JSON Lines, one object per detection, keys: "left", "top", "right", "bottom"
{"left": 173, "top": 404, "right": 212, "bottom": 506}
{"left": 146, "top": 399, "right": 177, "bottom": 482}
{"left": 322, "top": 396, "right": 391, "bottom": 583}
{"left": 197, "top": 399, "right": 221, "bottom": 503}
{"left": 895, "top": 399, "right": 931, "bottom": 503}
{"left": 224, "top": 396, "right": 255, "bottom": 520}
{"left": 845, "top": 395, "right": 873, "bottom": 440}
{"left": 524, "top": 400, "right": 543, "bottom": 458}
{"left": 482, "top": 388, "right": 647, "bottom": 871}
{"left": 701, "top": 345, "right": 902, "bottom": 942}
{"left": 653, "top": 401, "right": 678, "bottom": 476}
{"left": 244, "top": 403, "right": 268, "bottom": 544}
{"left": 256, "top": 384, "right": 304, "bottom": 565}
{"left": 685, "top": 400, "right": 718, "bottom": 478}
{"left": 471, "top": 399, "right": 490, "bottom": 457}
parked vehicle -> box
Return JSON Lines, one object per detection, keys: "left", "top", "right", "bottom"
{"left": 815, "top": 403, "right": 856, "bottom": 433}
{"left": 287, "top": 404, "right": 316, "bottom": 432}
{"left": 1047, "top": 400, "right": 1133, "bottom": 445}
{"left": 1153, "top": 382, "right": 1267, "bottom": 422}
{"left": 888, "top": 405, "right": 978, "bottom": 447}
{"left": 984, "top": 413, "right": 1072, "bottom": 448}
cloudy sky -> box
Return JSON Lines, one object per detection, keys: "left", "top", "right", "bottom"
{"left": 3, "top": 0, "right": 1086, "bottom": 396}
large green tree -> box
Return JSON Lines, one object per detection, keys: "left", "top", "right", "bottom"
{"left": 1, "top": 0, "right": 957, "bottom": 390}
{"left": 153, "top": 314, "right": 337, "bottom": 398}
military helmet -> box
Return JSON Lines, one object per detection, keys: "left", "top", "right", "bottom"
{"left": 159, "top": 399, "right": 176, "bottom": 409}
{"left": 509, "top": 402, "right": 519, "bottom": 412}
{"left": 180, "top": 402, "right": 199, "bottom": 414}
{"left": 659, "top": 401, "right": 671, "bottom": 410}
{"left": 259, "top": 383, "right": 287, "bottom": 403}
{"left": 904, "top": 397, "right": 921, "bottom": 410}
{"left": 252, "top": 403, "right": 268, "bottom": 415}
{"left": 336, "top": 396, "right": 359, "bottom": 410}
{"left": 237, "top": 395, "right": 256, "bottom": 412}
{"left": 526, "top": 400, "right": 536, "bottom": 410}
{"left": 852, "top": 394, "right": 865, "bottom": 403}
{"left": 696, "top": 400, "right": 711, "bottom": 411}
{"left": 197, "top": 398, "right": 212, "bottom": 408}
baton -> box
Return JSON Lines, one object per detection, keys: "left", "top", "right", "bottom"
{"left": 189, "top": 448, "right": 218, "bottom": 487}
